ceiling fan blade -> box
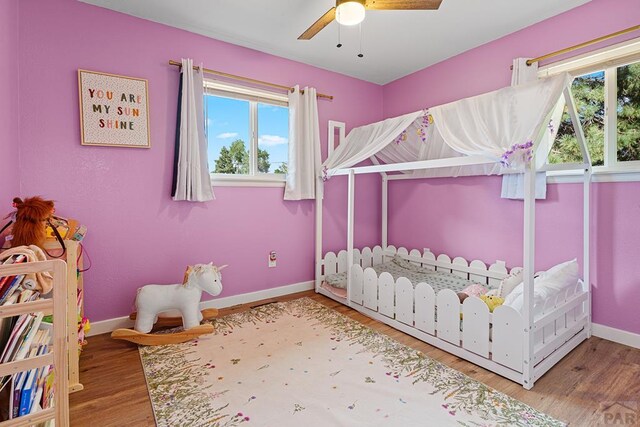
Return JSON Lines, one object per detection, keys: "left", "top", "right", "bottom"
{"left": 298, "top": 7, "right": 336, "bottom": 40}
{"left": 365, "top": 0, "right": 442, "bottom": 10}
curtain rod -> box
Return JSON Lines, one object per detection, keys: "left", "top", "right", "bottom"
{"left": 525, "top": 24, "right": 640, "bottom": 67}
{"left": 168, "top": 60, "right": 333, "bottom": 100}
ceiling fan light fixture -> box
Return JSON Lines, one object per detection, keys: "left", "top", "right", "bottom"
{"left": 335, "top": 0, "right": 366, "bottom": 26}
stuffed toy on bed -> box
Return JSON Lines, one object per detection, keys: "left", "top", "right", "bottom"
{"left": 479, "top": 295, "right": 505, "bottom": 312}
{"left": 456, "top": 283, "right": 488, "bottom": 303}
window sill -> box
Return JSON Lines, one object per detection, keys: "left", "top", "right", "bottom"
{"left": 210, "top": 174, "right": 286, "bottom": 188}
{"left": 547, "top": 167, "right": 640, "bottom": 184}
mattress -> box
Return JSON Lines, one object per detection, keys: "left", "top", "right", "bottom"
{"left": 324, "top": 255, "right": 492, "bottom": 294}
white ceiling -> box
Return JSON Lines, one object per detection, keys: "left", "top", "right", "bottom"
{"left": 79, "top": 0, "right": 591, "bottom": 85}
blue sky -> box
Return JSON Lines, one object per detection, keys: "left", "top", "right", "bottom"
{"left": 205, "top": 95, "right": 289, "bottom": 173}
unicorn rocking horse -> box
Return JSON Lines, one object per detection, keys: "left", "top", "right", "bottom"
{"left": 111, "top": 263, "right": 227, "bottom": 345}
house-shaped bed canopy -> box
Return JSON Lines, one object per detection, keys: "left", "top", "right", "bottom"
{"left": 322, "top": 72, "right": 588, "bottom": 179}
{"left": 314, "top": 72, "right": 592, "bottom": 389}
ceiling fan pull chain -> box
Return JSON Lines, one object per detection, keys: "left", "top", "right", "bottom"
{"left": 357, "top": 22, "right": 364, "bottom": 58}
{"left": 337, "top": 19, "right": 343, "bottom": 48}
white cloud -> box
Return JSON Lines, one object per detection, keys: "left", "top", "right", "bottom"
{"left": 259, "top": 135, "right": 288, "bottom": 147}
{"left": 216, "top": 132, "right": 239, "bottom": 139}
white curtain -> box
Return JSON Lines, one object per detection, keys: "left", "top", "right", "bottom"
{"left": 429, "top": 72, "right": 568, "bottom": 161}
{"left": 285, "top": 86, "right": 321, "bottom": 200}
{"left": 374, "top": 116, "right": 501, "bottom": 178}
{"left": 172, "top": 58, "right": 215, "bottom": 202}
{"left": 511, "top": 57, "right": 539, "bottom": 86}
{"left": 501, "top": 57, "right": 545, "bottom": 199}
{"left": 321, "top": 73, "right": 571, "bottom": 180}
{"left": 321, "top": 111, "right": 423, "bottom": 179}
{"left": 501, "top": 172, "right": 547, "bottom": 199}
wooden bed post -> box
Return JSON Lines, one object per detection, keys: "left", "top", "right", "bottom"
{"left": 346, "top": 170, "right": 356, "bottom": 306}
{"left": 522, "top": 160, "right": 536, "bottom": 390}
{"left": 315, "top": 178, "right": 324, "bottom": 293}
{"left": 382, "top": 174, "right": 388, "bottom": 249}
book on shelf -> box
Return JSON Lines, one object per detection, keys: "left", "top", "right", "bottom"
{"left": 18, "top": 344, "right": 48, "bottom": 417}
{"left": 0, "top": 251, "right": 63, "bottom": 423}
{"left": 0, "top": 275, "right": 25, "bottom": 306}
{"left": 2, "top": 327, "right": 51, "bottom": 420}
{"left": 0, "top": 292, "right": 20, "bottom": 354}
{"left": 0, "top": 313, "right": 34, "bottom": 364}
{"left": 10, "top": 370, "right": 26, "bottom": 419}
{"left": 0, "top": 270, "right": 52, "bottom": 420}
{"left": 0, "top": 255, "right": 26, "bottom": 302}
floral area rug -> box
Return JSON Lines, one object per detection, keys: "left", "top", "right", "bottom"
{"left": 139, "top": 297, "right": 564, "bottom": 427}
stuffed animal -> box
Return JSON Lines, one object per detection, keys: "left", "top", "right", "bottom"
{"left": 10, "top": 197, "right": 55, "bottom": 248}
{"left": 134, "top": 263, "right": 226, "bottom": 333}
{"left": 456, "top": 283, "right": 488, "bottom": 303}
{"left": 480, "top": 295, "right": 505, "bottom": 312}
{"left": 457, "top": 292, "right": 469, "bottom": 303}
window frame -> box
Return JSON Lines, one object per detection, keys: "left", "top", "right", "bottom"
{"left": 539, "top": 37, "right": 640, "bottom": 183}
{"left": 204, "top": 79, "right": 289, "bottom": 187}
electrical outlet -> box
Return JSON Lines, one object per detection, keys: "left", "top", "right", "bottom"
{"left": 269, "top": 251, "right": 277, "bottom": 268}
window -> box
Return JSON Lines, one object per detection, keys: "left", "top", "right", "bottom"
{"left": 617, "top": 62, "right": 640, "bottom": 163}
{"left": 540, "top": 38, "right": 640, "bottom": 176}
{"left": 549, "top": 71, "right": 605, "bottom": 166}
{"left": 204, "top": 80, "right": 289, "bottom": 185}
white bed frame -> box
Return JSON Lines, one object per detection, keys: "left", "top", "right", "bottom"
{"left": 318, "top": 245, "right": 589, "bottom": 387}
{"left": 315, "top": 87, "right": 592, "bottom": 389}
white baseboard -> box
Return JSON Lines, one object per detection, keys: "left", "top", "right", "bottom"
{"left": 592, "top": 323, "right": 640, "bottom": 349}
{"left": 88, "top": 280, "right": 314, "bottom": 337}
{"left": 90, "top": 285, "right": 640, "bottom": 351}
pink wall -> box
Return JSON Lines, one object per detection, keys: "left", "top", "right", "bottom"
{"left": 383, "top": 0, "right": 640, "bottom": 334}
{"left": 0, "top": 0, "right": 20, "bottom": 205}
{"left": 10, "top": 0, "right": 640, "bottom": 336}
{"left": 16, "top": 0, "right": 383, "bottom": 321}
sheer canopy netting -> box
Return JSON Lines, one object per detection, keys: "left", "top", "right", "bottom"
{"left": 322, "top": 73, "right": 571, "bottom": 179}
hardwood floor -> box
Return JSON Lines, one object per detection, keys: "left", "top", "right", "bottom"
{"left": 70, "top": 291, "right": 640, "bottom": 426}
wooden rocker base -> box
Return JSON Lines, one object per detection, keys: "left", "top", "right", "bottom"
{"left": 111, "top": 324, "right": 215, "bottom": 346}
{"left": 128, "top": 308, "right": 220, "bottom": 328}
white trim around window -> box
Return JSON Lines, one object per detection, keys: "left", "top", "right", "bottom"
{"left": 539, "top": 36, "right": 640, "bottom": 182}
{"left": 205, "top": 79, "right": 289, "bottom": 187}
{"left": 548, "top": 168, "right": 640, "bottom": 184}
{"left": 211, "top": 173, "right": 286, "bottom": 188}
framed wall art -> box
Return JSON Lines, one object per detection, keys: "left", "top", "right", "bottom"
{"left": 78, "top": 69, "right": 150, "bottom": 148}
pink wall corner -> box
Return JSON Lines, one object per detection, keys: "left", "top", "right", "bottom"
{"left": 382, "top": 0, "right": 640, "bottom": 334}
{"left": 0, "top": 0, "right": 20, "bottom": 205}
{"left": 382, "top": 0, "right": 640, "bottom": 115}
{"left": 16, "top": 0, "right": 383, "bottom": 321}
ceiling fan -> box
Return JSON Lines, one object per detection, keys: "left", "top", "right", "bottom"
{"left": 298, "top": 0, "right": 443, "bottom": 40}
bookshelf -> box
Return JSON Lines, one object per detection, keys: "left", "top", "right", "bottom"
{"left": 42, "top": 241, "right": 84, "bottom": 394}
{"left": 0, "top": 259, "right": 69, "bottom": 426}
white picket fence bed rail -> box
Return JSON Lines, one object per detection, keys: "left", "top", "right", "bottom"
{"left": 318, "top": 245, "right": 590, "bottom": 388}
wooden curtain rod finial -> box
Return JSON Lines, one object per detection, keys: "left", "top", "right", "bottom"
{"left": 168, "top": 60, "right": 334, "bottom": 100}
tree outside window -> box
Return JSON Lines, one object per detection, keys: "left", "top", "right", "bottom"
{"left": 549, "top": 62, "right": 640, "bottom": 166}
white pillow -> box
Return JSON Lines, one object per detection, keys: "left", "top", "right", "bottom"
{"left": 498, "top": 267, "right": 523, "bottom": 298}
{"left": 503, "top": 259, "right": 579, "bottom": 314}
